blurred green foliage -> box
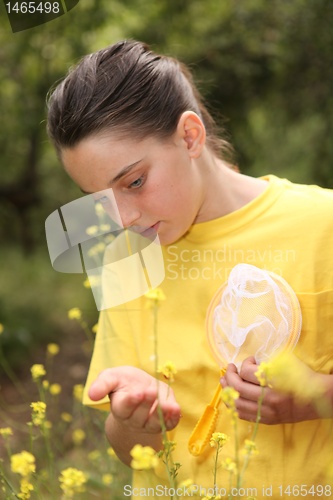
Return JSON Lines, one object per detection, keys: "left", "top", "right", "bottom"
{"left": 0, "top": 0, "right": 333, "bottom": 366}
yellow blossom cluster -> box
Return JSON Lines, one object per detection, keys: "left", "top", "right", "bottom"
{"left": 30, "top": 364, "right": 46, "bottom": 381}
{"left": 10, "top": 451, "right": 36, "bottom": 499}
{"left": 72, "top": 428, "right": 86, "bottom": 446}
{"left": 130, "top": 444, "right": 159, "bottom": 470}
{"left": 73, "top": 384, "right": 84, "bottom": 402}
{"left": 0, "top": 426, "right": 13, "bottom": 438}
{"left": 11, "top": 450, "right": 35, "bottom": 477}
{"left": 67, "top": 307, "right": 82, "bottom": 320}
{"left": 102, "top": 473, "right": 114, "bottom": 485}
{"left": 61, "top": 412, "right": 73, "bottom": 423}
{"left": 221, "top": 456, "right": 237, "bottom": 474}
{"left": 59, "top": 467, "right": 88, "bottom": 498}
{"left": 49, "top": 383, "right": 62, "bottom": 395}
{"left": 243, "top": 439, "right": 259, "bottom": 456}
{"left": 158, "top": 361, "right": 177, "bottom": 382}
{"left": 221, "top": 386, "right": 239, "bottom": 419}
{"left": 144, "top": 287, "right": 166, "bottom": 304}
{"left": 47, "top": 343, "right": 60, "bottom": 356}
{"left": 30, "top": 401, "right": 47, "bottom": 427}
{"left": 210, "top": 432, "right": 229, "bottom": 449}
{"left": 268, "top": 352, "right": 326, "bottom": 403}
{"left": 17, "top": 478, "right": 34, "bottom": 499}
{"left": 255, "top": 361, "right": 273, "bottom": 388}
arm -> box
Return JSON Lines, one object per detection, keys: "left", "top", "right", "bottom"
{"left": 221, "top": 357, "right": 333, "bottom": 424}
{"left": 88, "top": 366, "right": 181, "bottom": 465}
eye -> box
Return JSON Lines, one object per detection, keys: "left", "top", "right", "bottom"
{"left": 128, "top": 175, "right": 145, "bottom": 189}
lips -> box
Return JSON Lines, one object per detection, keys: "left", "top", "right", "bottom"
{"left": 128, "top": 222, "right": 160, "bottom": 240}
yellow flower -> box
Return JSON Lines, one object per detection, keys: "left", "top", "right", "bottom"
{"left": 268, "top": 352, "right": 326, "bottom": 404}
{"left": 102, "top": 473, "right": 113, "bottom": 485}
{"left": 88, "top": 450, "right": 101, "bottom": 461}
{"left": 94, "top": 202, "right": 104, "bottom": 217}
{"left": 83, "top": 278, "right": 91, "bottom": 288}
{"left": 11, "top": 451, "right": 36, "bottom": 477}
{"left": 221, "top": 386, "right": 240, "bottom": 418}
{"left": 0, "top": 427, "right": 13, "bottom": 438}
{"left": 30, "top": 401, "right": 46, "bottom": 427}
{"left": 30, "top": 364, "right": 46, "bottom": 380}
{"left": 87, "top": 242, "right": 106, "bottom": 257}
{"left": 73, "top": 384, "right": 84, "bottom": 402}
{"left": 144, "top": 287, "right": 166, "bottom": 303}
{"left": 243, "top": 439, "right": 259, "bottom": 456}
{"left": 72, "top": 429, "right": 86, "bottom": 446}
{"left": 47, "top": 343, "right": 59, "bottom": 356}
{"left": 107, "top": 447, "right": 116, "bottom": 458}
{"left": 210, "top": 432, "right": 229, "bottom": 449}
{"left": 17, "top": 478, "right": 34, "bottom": 500}
{"left": 130, "top": 444, "right": 159, "bottom": 470}
{"left": 61, "top": 412, "right": 73, "bottom": 423}
{"left": 255, "top": 361, "right": 273, "bottom": 387}
{"left": 84, "top": 275, "right": 101, "bottom": 289}
{"left": 178, "top": 479, "right": 196, "bottom": 493}
{"left": 50, "top": 383, "right": 62, "bottom": 396}
{"left": 67, "top": 308, "right": 82, "bottom": 320}
{"left": 86, "top": 225, "right": 99, "bottom": 236}
{"left": 158, "top": 361, "right": 177, "bottom": 382}
{"left": 92, "top": 323, "right": 98, "bottom": 334}
{"left": 100, "top": 224, "right": 111, "bottom": 232}
{"left": 0, "top": 323, "right": 4, "bottom": 335}
{"left": 42, "top": 380, "right": 50, "bottom": 390}
{"left": 59, "top": 467, "right": 88, "bottom": 497}
{"left": 221, "top": 457, "right": 237, "bottom": 473}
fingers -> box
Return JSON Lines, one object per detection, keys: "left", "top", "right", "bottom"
{"left": 88, "top": 367, "right": 181, "bottom": 433}
{"left": 221, "top": 361, "right": 265, "bottom": 422}
{"left": 88, "top": 368, "right": 123, "bottom": 401}
{"left": 239, "top": 356, "right": 260, "bottom": 384}
{"left": 223, "top": 362, "right": 262, "bottom": 402}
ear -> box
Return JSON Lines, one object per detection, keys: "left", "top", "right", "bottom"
{"left": 176, "top": 111, "right": 206, "bottom": 158}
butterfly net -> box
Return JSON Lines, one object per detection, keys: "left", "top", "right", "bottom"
{"left": 208, "top": 264, "right": 302, "bottom": 368}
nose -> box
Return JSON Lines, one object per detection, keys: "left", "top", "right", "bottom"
{"left": 116, "top": 198, "right": 141, "bottom": 228}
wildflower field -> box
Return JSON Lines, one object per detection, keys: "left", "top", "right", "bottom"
{"left": 1, "top": 250, "right": 332, "bottom": 500}
{"left": 0, "top": 310, "right": 131, "bottom": 499}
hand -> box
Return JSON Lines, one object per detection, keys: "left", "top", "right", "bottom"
{"left": 88, "top": 366, "right": 181, "bottom": 433}
{"left": 221, "top": 357, "right": 323, "bottom": 424}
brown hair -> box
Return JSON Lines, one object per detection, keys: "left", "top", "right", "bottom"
{"left": 47, "top": 40, "right": 233, "bottom": 161}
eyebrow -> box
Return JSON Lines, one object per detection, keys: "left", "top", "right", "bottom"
{"left": 79, "top": 160, "right": 143, "bottom": 196}
{"left": 110, "top": 160, "right": 143, "bottom": 185}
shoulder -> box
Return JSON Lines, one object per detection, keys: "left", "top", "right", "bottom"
{"left": 268, "top": 175, "right": 333, "bottom": 222}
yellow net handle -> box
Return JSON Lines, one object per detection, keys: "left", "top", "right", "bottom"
{"left": 188, "top": 369, "right": 226, "bottom": 456}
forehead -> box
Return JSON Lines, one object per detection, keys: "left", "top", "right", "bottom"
{"left": 60, "top": 133, "right": 174, "bottom": 191}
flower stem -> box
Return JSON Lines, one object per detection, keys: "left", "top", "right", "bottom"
{"left": 152, "top": 299, "right": 178, "bottom": 500}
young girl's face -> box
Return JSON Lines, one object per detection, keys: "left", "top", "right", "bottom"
{"left": 61, "top": 132, "right": 205, "bottom": 245}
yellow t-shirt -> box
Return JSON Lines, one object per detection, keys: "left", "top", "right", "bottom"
{"left": 83, "top": 175, "right": 333, "bottom": 499}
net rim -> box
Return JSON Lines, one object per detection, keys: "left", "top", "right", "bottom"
{"left": 206, "top": 268, "right": 302, "bottom": 367}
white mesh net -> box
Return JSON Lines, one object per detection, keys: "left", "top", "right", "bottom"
{"left": 208, "top": 264, "right": 301, "bottom": 368}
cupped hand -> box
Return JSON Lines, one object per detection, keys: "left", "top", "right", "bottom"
{"left": 221, "top": 357, "right": 320, "bottom": 424}
{"left": 88, "top": 366, "right": 181, "bottom": 433}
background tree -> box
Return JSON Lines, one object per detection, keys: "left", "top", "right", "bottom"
{"left": 0, "top": 0, "right": 332, "bottom": 367}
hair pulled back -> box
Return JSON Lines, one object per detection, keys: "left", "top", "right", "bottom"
{"left": 47, "top": 40, "right": 232, "bottom": 160}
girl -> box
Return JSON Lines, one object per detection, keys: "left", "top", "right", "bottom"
{"left": 47, "top": 40, "right": 333, "bottom": 498}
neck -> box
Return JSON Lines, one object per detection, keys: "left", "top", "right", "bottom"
{"left": 194, "top": 150, "right": 268, "bottom": 223}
